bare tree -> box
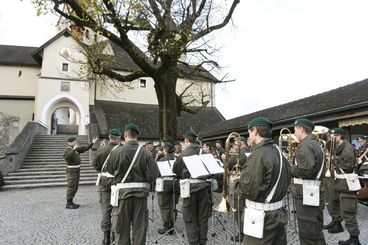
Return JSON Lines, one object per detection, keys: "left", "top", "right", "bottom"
{"left": 34, "top": 0, "right": 240, "bottom": 141}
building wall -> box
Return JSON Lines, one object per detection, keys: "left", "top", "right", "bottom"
{"left": 0, "top": 66, "right": 39, "bottom": 96}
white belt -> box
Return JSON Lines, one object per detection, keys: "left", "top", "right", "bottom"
{"left": 334, "top": 173, "right": 346, "bottom": 179}
{"left": 293, "top": 178, "right": 321, "bottom": 186}
{"left": 116, "top": 182, "right": 149, "bottom": 189}
{"left": 245, "top": 199, "right": 284, "bottom": 211}
{"left": 189, "top": 179, "right": 207, "bottom": 184}
{"left": 362, "top": 162, "right": 368, "bottom": 166}
{"left": 67, "top": 165, "right": 81, "bottom": 168}
{"left": 160, "top": 177, "right": 174, "bottom": 181}
{"left": 101, "top": 172, "right": 114, "bottom": 178}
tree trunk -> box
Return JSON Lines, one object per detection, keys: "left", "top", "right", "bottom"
{"left": 154, "top": 69, "right": 178, "bottom": 143}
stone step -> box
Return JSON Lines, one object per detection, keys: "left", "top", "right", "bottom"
{"left": 24, "top": 158, "right": 89, "bottom": 163}
{"left": 24, "top": 155, "right": 90, "bottom": 160}
{"left": 4, "top": 173, "right": 98, "bottom": 181}
{"left": 8, "top": 169, "right": 96, "bottom": 175}
{"left": 20, "top": 164, "right": 93, "bottom": 169}
{"left": 4, "top": 176, "right": 97, "bottom": 185}
{"left": 0, "top": 181, "right": 95, "bottom": 190}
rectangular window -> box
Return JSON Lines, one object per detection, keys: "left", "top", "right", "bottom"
{"left": 62, "top": 63, "right": 69, "bottom": 72}
{"left": 139, "top": 79, "right": 147, "bottom": 88}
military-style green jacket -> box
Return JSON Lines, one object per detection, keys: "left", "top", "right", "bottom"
{"left": 173, "top": 143, "right": 208, "bottom": 193}
{"left": 235, "top": 138, "right": 291, "bottom": 202}
{"left": 63, "top": 143, "right": 93, "bottom": 170}
{"left": 291, "top": 135, "right": 325, "bottom": 197}
{"left": 92, "top": 141, "right": 120, "bottom": 189}
{"left": 334, "top": 140, "right": 356, "bottom": 192}
{"left": 356, "top": 143, "right": 368, "bottom": 158}
{"left": 106, "top": 140, "right": 160, "bottom": 199}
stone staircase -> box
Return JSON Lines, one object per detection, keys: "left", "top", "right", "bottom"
{"left": 2, "top": 134, "right": 97, "bottom": 190}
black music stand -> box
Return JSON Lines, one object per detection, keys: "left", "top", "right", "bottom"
{"left": 154, "top": 160, "right": 184, "bottom": 244}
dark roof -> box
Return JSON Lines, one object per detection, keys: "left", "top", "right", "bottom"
{"left": 90, "top": 100, "right": 225, "bottom": 139}
{"left": 202, "top": 78, "right": 368, "bottom": 138}
{"left": 0, "top": 45, "right": 39, "bottom": 66}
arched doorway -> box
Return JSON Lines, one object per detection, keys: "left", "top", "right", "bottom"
{"left": 51, "top": 107, "right": 79, "bottom": 135}
{"left": 40, "top": 94, "right": 87, "bottom": 135}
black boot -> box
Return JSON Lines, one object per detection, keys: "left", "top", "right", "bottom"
{"left": 339, "top": 235, "right": 361, "bottom": 245}
{"left": 230, "top": 233, "right": 244, "bottom": 242}
{"left": 102, "top": 231, "right": 110, "bottom": 245}
{"left": 66, "top": 200, "right": 79, "bottom": 209}
{"left": 323, "top": 220, "right": 335, "bottom": 229}
{"left": 158, "top": 222, "right": 171, "bottom": 235}
{"left": 328, "top": 221, "right": 344, "bottom": 233}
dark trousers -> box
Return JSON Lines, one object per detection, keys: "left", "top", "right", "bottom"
{"left": 234, "top": 195, "right": 245, "bottom": 233}
{"left": 98, "top": 188, "right": 112, "bottom": 232}
{"left": 295, "top": 198, "right": 326, "bottom": 245}
{"left": 112, "top": 197, "right": 148, "bottom": 245}
{"left": 66, "top": 169, "right": 80, "bottom": 201}
{"left": 323, "top": 176, "right": 334, "bottom": 217}
{"left": 157, "top": 191, "right": 179, "bottom": 223}
{"left": 334, "top": 191, "right": 360, "bottom": 236}
{"left": 182, "top": 187, "right": 210, "bottom": 245}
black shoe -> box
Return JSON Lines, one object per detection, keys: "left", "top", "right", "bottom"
{"left": 102, "top": 231, "right": 110, "bottom": 245}
{"left": 323, "top": 221, "right": 335, "bottom": 229}
{"left": 158, "top": 222, "right": 173, "bottom": 235}
{"left": 66, "top": 201, "right": 79, "bottom": 209}
{"left": 230, "top": 233, "right": 244, "bottom": 242}
{"left": 328, "top": 222, "right": 344, "bottom": 234}
{"left": 339, "top": 235, "right": 361, "bottom": 245}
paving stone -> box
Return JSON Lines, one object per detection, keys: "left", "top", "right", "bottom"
{"left": 0, "top": 186, "right": 367, "bottom": 244}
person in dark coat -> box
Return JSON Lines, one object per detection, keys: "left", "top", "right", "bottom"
{"left": 173, "top": 130, "right": 211, "bottom": 245}
{"left": 63, "top": 135, "right": 98, "bottom": 209}
{"left": 93, "top": 129, "right": 122, "bottom": 245}
{"left": 234, "top": 117, "right": 291, "bottom": 245}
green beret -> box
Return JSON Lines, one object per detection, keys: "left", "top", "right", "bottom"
{"left": 294, "top": 118, "right": 315, "bottom": 130}
{"left": 124, "top": 123, "right": 140, "bottom": 134}
{"left": 248, "top": 117, "right": 272, "bottom": 129}
{"left": 67, "top": 136, "right": 76, "bottom": 142}
{"left": 184, "top": 130, "right": 197, "bottom": 139}
{"left": 109, "top": 129, "right": 121, "bottom": 136}
{"left": 174, "top": 141, "right": 181, "bottom": 146}
{"left": 331, "top": 128, "right": 346, "bottom": 136}
{"left": 148, "top": 141, "right": 153, "bottom": 144}
{"left": 240, "top": 137, "right": 247, "bottom": 143}
{"left": 203, "top": 142, "right": 212, "bottom": 148}
{"left": 163, "top": 142, "right": 174, "bottom": 150}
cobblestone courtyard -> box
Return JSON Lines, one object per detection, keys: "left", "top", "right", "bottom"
{"left": 0, "top": 186, "right": 367, "bottom": 244}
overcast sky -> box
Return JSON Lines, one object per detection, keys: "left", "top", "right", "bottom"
{"left": 1, "top": 0, "right": 368, "bottom": 119}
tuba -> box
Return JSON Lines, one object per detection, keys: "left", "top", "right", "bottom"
{"left": 279, "top": 128, "right": 299, "bottom": 165}
{"left": 213, "top": 132, "right": 240, "bottom": 213}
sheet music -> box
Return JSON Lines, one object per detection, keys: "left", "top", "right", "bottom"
{"left": 157, "top": 161, "right": 176, "bottom": 177}
{"left": 183, "top": 155, "right": 210, "bottom": 178}
{"left": 200, "top": 154, "right": 224, "bottom": 174}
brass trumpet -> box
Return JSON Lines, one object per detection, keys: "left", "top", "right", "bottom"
{"left": 213, "top": 132, "right": 240, "bottom": 213}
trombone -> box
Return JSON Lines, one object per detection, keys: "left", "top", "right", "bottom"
{"left": 312, "top": 125, "right": 330, "bottom": 177}
{"left": 214, "top": 132, "right": 239, "bottom": 213}
{"left": 279, "top": 128, "right": 299, "bottom": 165}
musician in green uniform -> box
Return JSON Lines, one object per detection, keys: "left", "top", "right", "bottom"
{"left": 235, "top": 117, "right": 291, "bottom": 244}
{"left": 330, "top": 128, "right": 361, "bottom": 245}
{"left": 230, "top": 136, "right": 249, "bottom": 242}
{"left": 63, "top": 135, "right": 98, "bottom": 209}
{"left": 156, "top": 142, "right": 179, "bottom": 235}
{"left": 93, "top": 129, "right": 122, "bottom": 245}
{"left": 173, "top": 130, "right": 211, "bottom": 245}
{"left": 356, "top": 136, "right": 368, "bottom": 174}
{"left": 106, "top": 123, "right": 160, "bottom": 245}
{"left": 292, "top": 118, "right": 326, "bottom": 245}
